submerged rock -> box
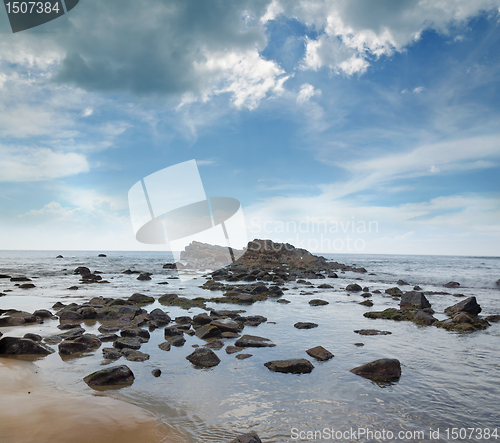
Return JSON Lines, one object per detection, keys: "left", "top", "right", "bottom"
{"left": 306, "top": 346, "right": 334, "bottom": 361}
{"left": 354, "top": 329, "right": 392, "bottom": 336}
{"left": 84, "top": 365, "right": 134, "bottom": 387}
{"left": 350, "top": 358, "right": 401, "bottom": 381}
{"left": 186, "top": 348, "right": 221, "bottom": 367}
{"left": 236, "top": 353, "right": 252, "bottom": 360}
{"left": 264, "top": 358, "right": 314, "bottom": 374}
{"left": 229, "top": 432, "right": 262, "bottom": 443}
{"left": 0, "top": 337, "right": 54, "bottom": 355}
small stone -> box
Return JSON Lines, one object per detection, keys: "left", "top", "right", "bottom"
{"left": 346, "top": 284, "right": 362, "bottom": 292}
{"left": 354, "top": 329, "right": 392, "bottom": 336}
{"left": 264, "top": 358, "right": 314, "bottom": 374}
{"left": 235, "top": 354, "right": 252, "bottom": 360}
{"left": 226, "top": 346, "right": 244, "bottom": 354}
{"left": 234, "top": 335, "right": 275, "bottom": 348}
{"left": 306, "top": 346, "right": 334, "bottom": 361}
{"left": 309, "top": 299, "right": 329, "bottom": 306}
{"left": 158, "top": 342, "right": 171, "bottom": 351}
{"left": 152, "top": 369, "right": 161, "bottom": 377}
{"left": 294, "top": 322, "right": 318, "bottom": 329}
{"left": 444, "top": 281, "right": 460, "bottom": 288}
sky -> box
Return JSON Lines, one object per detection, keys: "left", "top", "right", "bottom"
{"left": 0, "top": 0, "right": 499, "bottom": 255}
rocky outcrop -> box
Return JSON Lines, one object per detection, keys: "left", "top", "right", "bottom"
{"left": 264, "top": 358, "right": 314, "bottom": 374}
{"left": 84, "top": 365, "right": 135, "bottom": 387}
{"left": 350, "top": 358, "right": 401, "bottom": 381}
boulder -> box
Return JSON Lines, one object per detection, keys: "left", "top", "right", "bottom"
{"left": 397, "top": 279, "right": 409, "bottom": 285}
{"left": 168, "top": 336, "right": 186, "bottom": 347}
{"left": 229, "top": 432, "right": 262, "bottom": 443}
{"left": 113, "top": 337, "right": 141, "bottom": 350}
{"left": 400, "top": 292, "right": 431, "bottom": 310}
{"left": 445, "top": 297, "right": 481, "bottom": 316}
{"left": 204, "top": 339, "right": 224, "bottom": 349}
{"left": 33, "top": 309, "right": 53, "bottom": 319}
{"left": 306, "top": 346, "right": 334, "bottom": 361}
{"left": 193, "top": 313, "right": 212, "bottom": 325}
{"left": 149, "top": 308, "right": 171, "bottom": 324}
{"left": 84, "top": 365, "right": 134, "bottom": 387}
{"left": 102, "top": 347, "right": 122, "bottom": 360}
{"left": 128, "top": 293, "right": 155, "bottom": 304}
{"left": 124, "top": 350, "right": 150, "bottom": 362}
{"left": 195, "top": 324, "right": 221, "bottom": 339}
{"left": 264, "top": 358, "right": 314, "bottom": 374}
{"left": 0, "top": 337, "right": 54, "bottom": 355}
{"left": 350, "top": 358, "right": 401, "bottom": 381}
{"left": 359, "top": 300, "right": 374, "bottom": 307}
{"left": 164, "top": 326, "right": 184, "bottom": 337}
{"left": 137, "top": 273, "right": 152, "bottom": 281}
{"left": 158, "top": 342, "right": 171, "bottom": 351}
{"left": 385, "top": 287, "right": 403, "bottom": 296}
{"left": 234, "top": 335, "right": 275, "bottom": 348}
{"left": 74, "top": 267, "right": 91, "bottom": 275}
{"left": 186, "top": 348, "right": 221, "bottom": 367}
{"left": 210, "top": 318, "right": 241, "bottom": 333}
{"left": 444, "top": 281, "right": 460, "bottom": 288}
{"left": 294, "top": 322, "right": 318, "bottom": 329}
{"left": 346, "top": 284, "right": 362, "bottom": 292}
{"left": 23, "top": 333, "right": 42, "bottom": 342}
{"left": 19, "top": 283, "right": 36, "bottom": 289}
{"left": 413, "top": 310, "right": 437, "bottom": 326}
{"left": 58, "top": 340, "right": 89, "bottom": 355}
{"left": 309, "top": 299, "right": 329, "bottom": 306}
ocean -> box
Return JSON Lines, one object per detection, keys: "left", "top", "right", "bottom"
{"left": 1, "top": 250, "right": 499, "bottom": 442}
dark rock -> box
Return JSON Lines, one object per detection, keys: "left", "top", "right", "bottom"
{"left": 113, "top": 337, "right": 141, "bottom": 350}
{"left": 350, "top": 358, "right": 401, "bottom": 381}
{"left": 346, "top": 284, "right": 362, "bottom": 292}
{"left": 164, "top": 326, "right": 184, "bottom": 337}
{"left": 96, "top": 305, "right": 143, "bottom": 320}
{"left": 359, "top": 300, "right": 374, "bottom": 307}
{"left": 211, "top": 318, "right": 241, "bottom": 333}
{"left": 204, "top": 339, "right": 224, "bottom": 349}
{"left": 0, "top": 337, "right": 54, "bottom": 355}
{"left": 137, "top": 273, "right": 152, "bottom": 281}
{"left": 327, "top": 273, "right": 338, "bottom": 278}
{"left": 52, "top": 302, "right": 66, "bottom": 310}
{"left": 193, "top": 313, "right": 212, "bottom": 325}
{"left": 195, "top": 324, "right": 221, "bottom": 339}
{"left": 124, "top": 350, "right": 150, "bottom": 362}
{"left": 226, "top": 346, "right": 244, "bottom": 354}
{"left": 354, "top": 343, "right": 364, "bottom": 347}
{"left": 229, "top": 432, "right": 262, "bottom": 443}
{"left": 362, "top": 287, "right": 370, "bottom": 292}
{"left": 23, "top": 333, "right": 42, "bottom": 342}
{"left": 98, "top": 325, "right": 120, "bottom": 333}
{"left": 0, "top": 311, "right": 37, "bottom": 326}
{"left": 149, "top": 308, "right": 171, "bottom": 324}
{"left": 33, "top": 309, "right": 53, "bottom": 318}
{"left": 128, "top": 293, "right": 155, "bottom": 304}
{"left": 306, "top": 346, "right": 334, "bottom": 361}
{"left": 186, "top": 348, "right": 221, "bottom": 367}
{"left": 234, "top": 335, "right": 275, "bottom": 348}
{"left": 84, "top": 365, "right": 134, "bottom": 387}
{"left": 264, "top": 358, "right": 314, "bottom": 374}
{"left": 74, "top": 334, "right": 101, "bottom": 349}
{"left": 444, "top": 281, "right": 460, "bottom": 288}
{"left": 294, "top": 322, "right": 318, "bottom": 329}
{"left": 317, "top": 283, "right": 333, "bottom": 289}
{"left": 168, "top": 336, "right": 186, "bottom": 347}
{"left": 158, "top": 342, "right": 171, "bottom": 351}
{"left": 10, "top": 276, "right": 32, "bottom": 282}
{"left": 175, "top": 316, "right": 192, "bottom": 324}
{"left": 360, "top": 292, "right": 372, "bottom": 298}
{"left": 309, "top": 299, "right": 329, "bottom": 306}
{"left": 242, "top": 315, "right": 267, "bottom": 327}
{"left": 385, "top": 287, "right": 403, "bottom": 296}
{"left": 400, "top": 291, "right": 431, "bottom": 310}
{"left": 413, "top": 285, "right": 422, "bottom": 291}
{"left": 103, "top": 348, "right": 122, "bottom": 359}
{"left": 236, "top": 353, "right": 252, "bottom": 360}
{"left": 486, "top": 315, "right": 500, "bottom": 323}
{"left": 221, "top": 332, "right": 240, "bottom": 339}
{"left": 277, "top": 299, "right": 290, "bottom": 304}
{"left": 19, "top": 283, "right": 36, "bottom": 289}
{"left": 98, "top": 333, "right": 119, "bottom": 342}
{"left": 98, "top": 254, "right": 107, "bottom": 257}
{"left": 413, "top": 310, "right": 437, "bottom": 325}
{"left": 445, "top": 297, "right": 481, "bottom": 316}
{"left": 0, "top": 274, "right": 11, "bottom": 278}
{"left": 59, "top": 340, "right": 89, "bottom": 355}
{"left": 397, "top": 279, "right": 409, "bottom": 285}
{"left": 74, "top": 267, "right": 91, "bottom": 275}
{"left": 354, "top": 329, "right": 392, "bottom": 336}
{"left": 152, "top": 369, "right": 161, "bottom": 377}
{"left": 77, "top": 306, "right": 98, "bottom": 319}
{"left": 59, "top": 310, "right": 84, "bottom": 321}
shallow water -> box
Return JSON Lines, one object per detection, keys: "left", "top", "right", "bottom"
{"left": 1, "top": 251, "right": 499, "bottom": 442}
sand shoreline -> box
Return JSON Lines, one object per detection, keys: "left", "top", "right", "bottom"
{"left": 0, "top": 357, "right": 187, "bottom": 443}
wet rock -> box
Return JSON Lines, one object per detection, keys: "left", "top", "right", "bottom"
{"left": 113, "top": 337, "right": 141, "bottom": 350}
{"left": 74, "top": 267, "right": 91, "bottom": 275}
{"left": 0, "top": 274, "right": 11, "bottom": 278}
{"left": 204, "top": 339, "right": 224, "bottom": 349}
{"left": 128, "top": 293, "right": 155, "bottom": 304}
{"left": 164, "top": 326, "right": 184, "bottom": 337}
{"left": 359, "top": 300, "right": 374, "bottom": 307}
{"left": 242, "top": 315, "right": 267, "bottom": 327}
{"left": 354, "top": 343, "right": 364, "bottom": 347}
{"left": 226, "top": 346, "right": 244, "bottom": 354}
{"left": 121, "top": 328, "right": 150, "bottom": 340}
{"left": 168, "top": 336, "right": 186, "bottom": 347}
{"left": 234, "top": 335, "right": 275, "bottom": 348}
{"left": 236, "top": 354, "right": 252, "bottom": 360}
{"left": 195, "top": 324, "right": 221, "bottom": 339}
{"left": 413, "top": 285, "right": 422, "bottom": 291}
{"left": 175, "top": 316, "right": 192, "bottom": 324}
{"left": 44, "top": 336, "right": 62, "bottom": 345}
{"left": 33, "top": 310, "right": 53, "bottom": 319}
{"left": 10, "top": 276, "right": 32, "bottom": 282}
{"left": 211, "top": 318, "right": 241, "bottom": 333}
{"left": 362, "top": 287, "right": 370, "bottom": 292}
{"left": 19, "top": 283, "right": 36, "bottom": 289}
{"left": 221, "top": 332, "right": 240, "bottom": 339}
{"left": 77, "top": 306, "right": 98, "bottom": 319}
{"left": 158, "top": 342, "right": 171, "bottom": 351}
{"left": 317, "top": 283, "right": 333, "bottom": 289}
{"left": 385, "top": 287, "right": 403, "bottom": 296}
{"left": 137, "top": 273, "right": 152, "bottom": 281}
{"left": 264, "top": 358, "right": 314, "bottom": 374}
{"left": 23, "top": 333, "right": 42, "bottom": 342}
{"left": 277, "top": 299, "right": 290, "bottom": 304}
{"left": 445, "top": 297, "right": 481, "bottom": 316}
{"left": 124, "top": 350, "right": 150, "bottom": 362}
{"left": 98, "top": 325, "right": 120, "bottom": 333}
{"left": 306, "top": 346, "right": 334, "bottom": 361}
{"left": 193, "top": 313, "right": 212, "bottom": 326}
{"left": 486, "top": 315, "right": 500, "bottom": 323}
{"left": 309, "top": 299, "right": 329, "bottom": 306}
{"left": 59, "top": 340, "right": 89, "bottom": 355}
{"left": 102, "top": 347, "right": 122, "bottom": 359}
{"left": 186, "top": 348, "right": 221, "bottom": 367}
{"left": 59, "top": 327, "right": 85, "bottom": 339}
{"left": 99, "top": 333, "right": 119, "bottom": 342}
{"left": 327, "top": 273, "right": 338, "bottom": 278}
{"left": 354, "top": 329, "right": 392, "bottom": 336}
{"left": 74, "top": 334, "right": 101, "bottom": 349}
{"left": 98, "top": 254, "right": 107, "bottom": 257}
{"left": 346, "top": 284, "right": 362, "bottom": 292}
{"left": 350, "top": 358, "right": 401, "bottom": 381}
{"left": 294, "top": 322, "right": 318, "bottom": 329}
{"left": 444, "top": 281, "right": 460, "bottom": 288}
{"left": 229, "top": 432, "right": 262, "bottom": 443}
{"left": 0, "top": 311, "right": 37, "bottom": 326}
{"left": 152, "top": 369, "right": 161, "bottom": 377}
{"left": 413, "top": 310, "right": 437, "bottom": 326}
{"left": 59, "top": 310, "right": 84, "bottom": 321}
{"left": 84, "top": 365, "right": 134, "bottom": 387}
{"left": 0, "top": 337, "right": 54, "bottom": 355}
{"left": 96, "top": 305, "right": 143, "bottom": 320}
{"left": 397, "top": 279, "right": 409, "bottom": 285}
{"left": 149, "top": 308, "right": 171, "bottom": 325}
{"left": 400, "top": 292, "right": 431, "bottom": 310}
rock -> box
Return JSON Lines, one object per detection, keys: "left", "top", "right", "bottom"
{"left": 226, "top": 346, "right": 244, "bottom": 354}
{"left": 309, "top": 299, "right": 329, "bottom": 306}
{"left": 19, "top": 283, "right": 36, "bottom": 289}
{"left": 58, "top": 340, "right": 89, "bottom": 355}
{"left": 397, "top": 279, "right": 409, "bottom": 285}
{"left": 413, "top": 310, "right": 437, "bottom": 325}
{"left": 175, "top": 316, "right": 192, "bottom": 324}
{"left": 23, "top": 333, "right": 42, "bottom": 342}
{"left": 486, "top": 315, "right": 500, "bottom": 323}
{"left": 33, "top": 309, "right": 53, "bottom": 318}
{"left": 277, "top": 299, "right": 290, "bottom": 304}
{"left": 193, "top": 313, "right": 212, "bottom": 325}
{"left": 0, "top": 274, "right": 11, "bottom": 278}
{"left": 195, "top": 324, "right": 222, "bottom": 339}
{"left": 10, "top": 276, "right": 32, "bottom": 282}
{"left": 84, "top": 365, "right": 135, "bottom": 387}
{"left": 210, "top": 318, "right": 241, "bottom": 333}
{"left": 413, "top": 285, "right": 422, "bottom": 291}
{"left": 354, "top": 329, "right": 392, "bottom": 336}
{"left": 317, "top": 284, "right": 333, "bottom": 289}
{"left": 121, "top": 328, "right": 150, "bottom": 340}
{"left": 236, "top": 354, "right": 252, "bottom": 360}
{"left": 137, "top": 273, "right": 152, "bottom": 281}
{"left": 77, "top": 306, "right": 98, "bottom": 319}
{"left": 168, "top": 336, "right": 186, "bottom": 347}
{"left": 229, "top": 432, "right": 262, "bottom": 443}
{"left": 306, "top": 346, "right": 334, "bottom": 361}
{"left": 98, "top": 254, "right": 107, "bottom": 257}
{"left": 164, "top": 326, "right": 184, "bottom": 337}
{"left": 96, "top": 305, "right": 143, "bottom": 320}
{"left": 346, "top": 284, "right": 362, "bottom": 292}
{"left": 234, "top": 335, "right": 275, "bottom": 348}
{"left": 74, "top": 267, "right": 91, "bottom": 275}
{"left": 385, "top": 287, "right": 403, "bottom": 296}
{"left": 103, "top": 348, "right": 122, "bottom": 359}
{"left": 52, "top": 302, "right": 66, "bottom": 309}
{"left": 327, "top": 273, "right": 338, "bottom": 278}
{"left": 221, "top": 332, "right": 240, "bottom": 339}
{"left": 444, "top": 281, "right": 460, "bottom": 288}
{"left": 400, "top": 291, "right": 431, "bottom": 310}
{"left": 98, "top": 325, "right": 120, "bottom": 333}
{"left": 242, "top": 315, "right": 267, "bottom": 327}
{"left": 113, "top": 337, "right": 141, "bottom": 350}
{"left": 0, "top": 337, "right": 54, "bottom": 355}
{"left": 158, "top": 342, "right": 171, "bottom": 351}
{"left": 359, "top": 300, "right": 374, "bottom": 307}
{"left": 124, "top": 350, "right": 150, "bottom": 362}
{"left": 0, "top": 311, "right": 37, "bottom": 326}
{"left": 128, "top": 293, "right": 155, "bottom": 304}
{"left": 152, "top": 369, "right": 161, "bottom": 377}
{"left": 264, "top": 358, "right": 314, "bottom": 374}
{"left": 59, "top": 310, "right": 84, "bottom": 321}
{"left": 149, "top": 308, "right": 170, "bottom": 325}
{"left": 56, "top": 255, "right": 64, "bottom": 258}
{"left": 350, "top": 358, "right": 401, "bottom": 381}
{"left": 204, "top": 339, "right": 224, "bottom": 349}
{"left": 186, "top": 348, "right": 221, "bottom": 367}
{"left": 294, "top": 322, "right": 318, "bottom": 329}
{"left": 354, "top": 343, "right": 364, "bottom": 347}
{"left": 445, "top": 297, "right": 481, "bottom": 316}
{"left": 99, "top": 333, "right": 119, "bottom": 342}
{"left": 74, "top": 334, "right": 101, "bottom": 349}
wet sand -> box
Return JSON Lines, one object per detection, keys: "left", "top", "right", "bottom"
{"left": 0, "top": 357, "right": 188, "bottom": 443}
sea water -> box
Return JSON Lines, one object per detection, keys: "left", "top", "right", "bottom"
{"left": 0, "top": 250, "right": 499, "bottom": 442}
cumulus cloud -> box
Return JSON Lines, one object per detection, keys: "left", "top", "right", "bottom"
{"left": 296, "top": 83, "right": 321, "bottom": 103}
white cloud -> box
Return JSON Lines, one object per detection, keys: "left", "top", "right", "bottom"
{"left": 83, "top": 107, "right": 94, "bottom": 117}
{"left": 413, "top": 86, "right": 425, "bottom": 94}
{"left": 0, "top": 146, "right": 89, "bottom": 182}
{"left": 297, "top": 83, "right": 321, "bottom": 103}
{"left": 19, "top": 201, "right": 74, "bottom": 219}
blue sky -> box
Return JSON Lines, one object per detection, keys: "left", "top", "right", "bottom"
{"left": 0, "top": 0, "right": 499, "bottom": 255}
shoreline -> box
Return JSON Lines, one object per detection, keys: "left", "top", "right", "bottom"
{"left": 0, "top": 357, "right": 188, "bottom": 443}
